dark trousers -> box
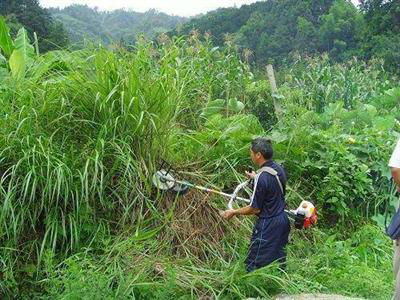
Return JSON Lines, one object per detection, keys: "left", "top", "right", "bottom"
{"left": 245, "top": 213, "right": 290, "bottom": 272}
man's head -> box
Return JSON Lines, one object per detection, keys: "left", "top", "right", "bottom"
{"left": 250, "top": 138, "right": 273, "bottom": 166}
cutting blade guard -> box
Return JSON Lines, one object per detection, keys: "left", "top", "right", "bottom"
{"left": 152, "top": 169, "right": 190, "bottom": 195}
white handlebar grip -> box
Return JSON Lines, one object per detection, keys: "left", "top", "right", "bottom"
{"left": 228, "top": 197, "right": 235, "bottom": 210}
{"left": 227, "top": 180, "right": 250, "bottom": 209}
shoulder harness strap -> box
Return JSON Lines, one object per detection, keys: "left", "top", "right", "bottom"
{"left": 257, "top": 166, "right": 284, "bottom": 194}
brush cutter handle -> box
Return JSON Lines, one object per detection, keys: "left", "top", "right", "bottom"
{"left": 175, "top": 179, "right": 250, "bottom": 203}
{"left": 228, "top": 180, "right": 251, "bottom": 209}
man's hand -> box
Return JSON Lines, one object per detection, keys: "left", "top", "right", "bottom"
{"left": 220, "top": 206, "right": 260, "bottom": 220}
{"left": 220, "top": 209, "right": 236, "bottom": 220}
{"left": 245, "top": 170, "right": 257, "bottom": 179}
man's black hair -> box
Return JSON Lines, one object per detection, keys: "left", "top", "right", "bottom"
{"left": 251, "top": 138, "right": 273, "bottom": 160}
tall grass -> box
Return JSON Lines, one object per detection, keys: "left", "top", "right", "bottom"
{"left": 0, "top": 35, "right": 255, "bottom": 294}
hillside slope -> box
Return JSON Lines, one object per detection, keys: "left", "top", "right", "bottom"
{"left": 50, "top": 5, "right": 187, "bottom": 45}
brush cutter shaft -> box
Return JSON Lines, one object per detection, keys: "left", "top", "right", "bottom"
{"left": 160, "top": 175, "right": 251, "bottom": 203}
{"left": 155, "top": 171, "right": 317, "bottom": 229}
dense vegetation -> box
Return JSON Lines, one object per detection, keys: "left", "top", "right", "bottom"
{"left": 0, "top": 0, "right": 69, "bottom": 51}
{"left": 49, "top": 5, "right": 187, "bottom": 47}
{"left": 0, "top": 11, "right": 399, "bottom": 298}
{"left": 173, "top": 0, "right": 400, "bottom": 73}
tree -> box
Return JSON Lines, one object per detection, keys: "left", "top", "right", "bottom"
{"left": 319, "top": 0, "right": 364, "bottom": 61}
{"left": 360, "top": 0, "right": 400, "bottom": 72}
{"left": 296, "top": 17, "right": 318, "bottom": 54}
{"left": 360, "top": 0, "right": 400, "bottom": 35}
{"left": 235, "top": 0, "right": 336, "bottom": 65}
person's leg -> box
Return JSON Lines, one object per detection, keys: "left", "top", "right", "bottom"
{"left": 245, "top": 221, "right": 262, "bottom": 272}
{"left": 276, "top": 216, "right": 290, "bottom": 272}
{"left": 251, "top": 217, "right": 288, "bottom": 271}
{"left": 394, "top": 239, "right": 400, "bottom": 300}
{"left": 245, "top": 237, "right": 262, "bottom": 272}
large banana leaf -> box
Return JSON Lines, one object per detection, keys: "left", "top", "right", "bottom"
{"left": 9, "top": 49, "right": 25, "bottom": 79}
{"left": 0, "top": 16, "right": 14, "bottom": 58}
{"left": 9, "top": 28, "right": 35, "bottom": 79}
{"left": 14, "top": 27, "right": 35, "bottom": 59}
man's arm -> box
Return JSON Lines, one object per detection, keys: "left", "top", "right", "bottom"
{"left": 220, "top": 206, "right": 260, "bottom": 220}
{"left": 392, "top": 167, "right": 400, "bottom": 188}
{"left": 221, "top": 172, "right": 267, "bottom": 220}
{"left": 390, "top": 140, "right": 400, "bottom": 189}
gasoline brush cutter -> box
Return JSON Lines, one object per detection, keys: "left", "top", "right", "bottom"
{"left": 152, "top": 162, "right": 317, "bottom": 229}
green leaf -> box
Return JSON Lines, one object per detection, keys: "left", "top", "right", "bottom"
{"left": 211, "top": 46, "right": 219, "bottom": 52}
{"left": 0, "top": 16, "right": 14, "bottom": 58}
{"left": 236, "top": 101, "right": 245, "bottom": 111}
{"left": 227, "top": 98, "right": 245, "bottom": 112}
{"left": 8, "top": 28, "right": 35, "bottom": 80}
{"left": 271, "top": 93, "right": 285, "bottom": 99}
{"left": 363, "top": 103, "right": 377, "bottom": 117}
{"left": 9, "top": 49, "right": 26, "bottom": 79}
{"left": 374, "top": 116, "right": 395, "bottom": 131}
{"left": 327, "top": 196, "right": 339, "bottom": 203}
{"left": 209, "top": 99, "right": 225, "bottom": 107}
{"left": 0, "top": 53, "right": 6, "bottom": 66}
{"left": 0, "top": 67, "right": 8, "bottom": 81}
{"left": 132, "top": 226, "right": 162, "bottom": 241}
{"left": 270, "top": 131, "right": 288, "bottom": 143}
{"left": 201, "top": 99, "right": 225, "bottom": 118}
{"left": 14, "top": 27, "right": 35, "bottom": 60}
{"left": 22, "top": 263, "right": 37, "bottom": 276}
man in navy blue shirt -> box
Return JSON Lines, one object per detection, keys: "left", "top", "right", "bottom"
{"left": 221, "top": 138, "right": 290, "bottom": 272}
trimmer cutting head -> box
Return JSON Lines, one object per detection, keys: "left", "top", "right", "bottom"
{"left": 152, "top": 169, "right": 190, "bottom": 195}
{"left": 152, "top": 169, "right": 175, "bottom": 191}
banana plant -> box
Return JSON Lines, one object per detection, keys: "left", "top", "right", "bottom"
{"left": 0, "top": 17, "right": 14, "bottom": 58}
{"left": 0, "top": 16, "right": 35, "bottom": 80}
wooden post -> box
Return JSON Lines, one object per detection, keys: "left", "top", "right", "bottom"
{"left": 267, "top": 64, "right": 277, "bottom": 93}
{"left": 266, "top": 64, "right": 282, "bottom": 115}
{"left": 33, "top": 32, "right": 39, "bottom": 56}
